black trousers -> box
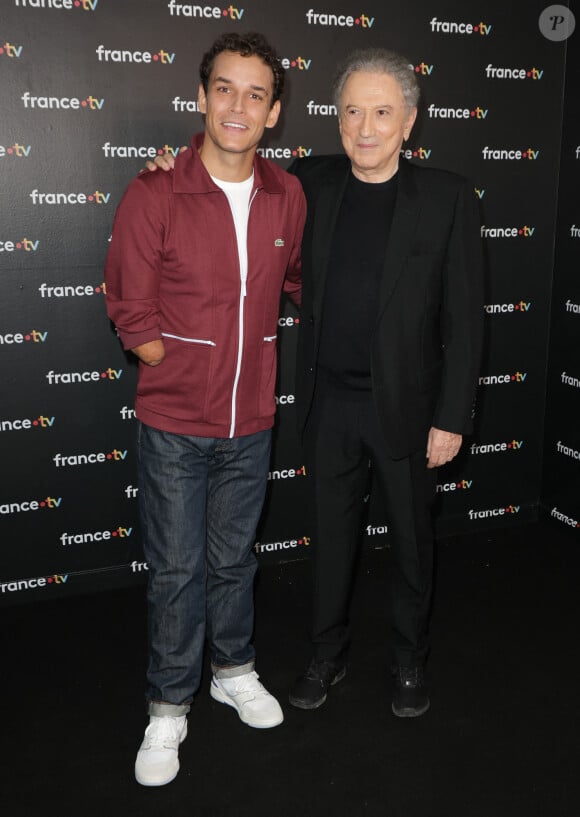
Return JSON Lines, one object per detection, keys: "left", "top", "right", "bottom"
{"left": 304, "top": 387, "right": 437, "bottom": 668}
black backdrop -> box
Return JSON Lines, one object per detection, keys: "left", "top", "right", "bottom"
{"left": 1, "top": 0, "right": 578, "bottom": 603}
{"left": 542, "top": 3, "right": 580, "bottom": 530}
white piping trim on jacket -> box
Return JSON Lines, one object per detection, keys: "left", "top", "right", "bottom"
{"left": 161, "top": 332, "right": 216, "bottom": 346}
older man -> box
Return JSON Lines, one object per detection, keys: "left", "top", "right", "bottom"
{"left": 286, "top": 48, "right": 483, "bottom": 717}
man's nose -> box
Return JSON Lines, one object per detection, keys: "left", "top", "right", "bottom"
{"left": 229, "top": 92, "right": 245, "bottom": 113}
{"left": 359, "top": 110, "right": 375, "bottom": 136}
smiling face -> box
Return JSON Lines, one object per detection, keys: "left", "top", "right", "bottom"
{"left": 198, "top": 50, "right": 281, "bottom": 179}
{"left": 338, "top": 70, "right": 417, "bottom": 183}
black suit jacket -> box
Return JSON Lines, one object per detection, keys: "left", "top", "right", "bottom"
{"left": 289, "top": 155, "right": 484, "bottom": 459}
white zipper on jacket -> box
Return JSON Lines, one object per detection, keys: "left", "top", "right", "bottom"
{"left": 228, "top": 186, "right": 259, "bottom": 438}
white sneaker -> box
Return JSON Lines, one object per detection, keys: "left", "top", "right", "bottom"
{"left": 134, "top": 715, "right": 187, "bottom": 786}
{"left": 210, "top": 671, "right": 284, "bottom": 728}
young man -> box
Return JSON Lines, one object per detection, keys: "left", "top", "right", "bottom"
{"left": 105, "top": 32, "right": 305, "bottom": 787}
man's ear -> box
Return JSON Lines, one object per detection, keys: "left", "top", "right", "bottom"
{"left": 265, "top": 99, "right": 281, "bottom": 130}
{"left": 197, "top": 82, "right": 207, "bottom": 114}
{"left": 403, "top": 107, "right": 418, "bottom": 141}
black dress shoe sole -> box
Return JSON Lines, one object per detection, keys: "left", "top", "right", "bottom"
{"left": 391, "top": 698, "right": 430, "bottom": 718}
{"left": 288, "top": 691, "right": 329, "bottom": 710}
{"left": 288, "top": 666, "right": 346, "bottom": 710}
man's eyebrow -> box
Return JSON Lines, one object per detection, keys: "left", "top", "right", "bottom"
{"left": 213, "top": 75, "right": 270, "bottom": 95}
{"left": 344, "top": 102, "right": 395, "bottom": 109}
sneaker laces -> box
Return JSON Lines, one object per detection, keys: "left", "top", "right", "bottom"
{"left": 223, "top": 671, "right": 268, "bottom": 702}
{"left": 397, "top": 666, "right": 422, "bottom": 687}
{"left": 144, "top": 717, "right": 182, "bottom": 748}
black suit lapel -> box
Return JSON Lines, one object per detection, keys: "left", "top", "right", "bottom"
{"left": 377, "top": 160, "right": 421, "bottom": 321}
{"left": 311, "top": 166, "right": 350, "bottom": 315}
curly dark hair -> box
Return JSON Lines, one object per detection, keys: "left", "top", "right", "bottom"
{"left": 199, "top": 32, "right": 285, "bottom": 107}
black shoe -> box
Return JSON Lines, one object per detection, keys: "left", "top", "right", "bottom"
{"left": 288, "top": 659, "right": 346, "bottom": 710}
{"left": 391, "top": 665, "right": 430, "bottom": 718}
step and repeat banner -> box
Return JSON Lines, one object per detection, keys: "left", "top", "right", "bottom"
{"left": 0, "top": 0, "right": 575, "bottom": 603}
{"left": 542, "top": 2, "right": 580, "bottom": 533}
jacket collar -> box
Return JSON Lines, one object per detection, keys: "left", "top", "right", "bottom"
{"left": 312, "top": 155, "right": 419, "bottom": 252}
{"left": 376, "top": 157, "right": 421, "bottom": 317}
{"left": 172, "top": 132, "right": 285, "bottom": 194}
{"left": 310, "top": 159, "right": 350, "bottom": 312}
{"left": 310, "top": 155, "right": 421, "bottom": 315}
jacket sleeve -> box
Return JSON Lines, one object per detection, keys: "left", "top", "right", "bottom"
{"left": 104, "top": 174, "right": 169, "bottom": 350}
{"left": 433, "top": 179, "right": 485, "bottom": 434}
{"left": 282, "top": 178, "right": 306, "bottom": 308}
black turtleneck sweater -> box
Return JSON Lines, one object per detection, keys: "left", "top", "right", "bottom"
{"left": 317, "top": 170, "right": 398, "bottom": 392}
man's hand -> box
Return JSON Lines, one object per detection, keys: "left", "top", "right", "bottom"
{"left": 143, "top": 147, "right": 186, "bottom": 173}
{"left": 426, "top": 427, "right": 462, "bottom": 469}
{"left": 131, "top": 339, "right": 165, "bottom": 366}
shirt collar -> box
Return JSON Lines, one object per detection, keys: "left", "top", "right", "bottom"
{"left": 172, "top": 132, "right": 284, "bottom": 195}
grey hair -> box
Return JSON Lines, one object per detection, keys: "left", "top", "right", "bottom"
{"left": 332, "top": 48, "right": 420, "bottom": 111}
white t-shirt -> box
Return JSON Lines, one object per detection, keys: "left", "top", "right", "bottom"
{"left": 211, "top": 173, "right": 254, "bottom": 295}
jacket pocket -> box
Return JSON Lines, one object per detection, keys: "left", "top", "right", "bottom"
{"left": 258, "top": 335, "right": 278, "bottom": 418}
{"left": 137, "top": 335, "right": 215, "bottom": 423}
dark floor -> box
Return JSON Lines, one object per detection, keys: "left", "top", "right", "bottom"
{"left": 3, "top": 520, "right": 579, "bottom": 817}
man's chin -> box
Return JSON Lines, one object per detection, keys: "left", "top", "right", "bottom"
{"left": 215, "top": 135, "right": 260, "bottom": 155}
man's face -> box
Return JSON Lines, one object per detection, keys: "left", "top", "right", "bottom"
{"left": 198, "top": 50, "right": 280, "bottom": 158}
{"left": 338, "top": 70, "right": 417, "bottom": 182}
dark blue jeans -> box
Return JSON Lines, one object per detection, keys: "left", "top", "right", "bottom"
{"left": 137, "top": 422, "right": 271, "bottom": 716}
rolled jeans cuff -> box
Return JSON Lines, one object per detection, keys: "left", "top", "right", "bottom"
{"left": 212, "top": 660, "right": 254, "bottom": 679}
{"left": 148, "top": 701, "right": 191, "bottom": 717}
